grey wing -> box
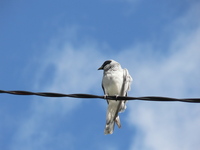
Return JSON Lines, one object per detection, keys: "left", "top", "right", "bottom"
{"left": 121, "top": 68, "right": 133, "bottom": 96}
{"left": 118, "top": 68, "right": 132, "bottom": 113}
{"left": 102, "top": 83, "right": 109, "bottom": 104}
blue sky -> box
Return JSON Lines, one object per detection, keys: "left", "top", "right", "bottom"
{"left": 0, "top": 0, "right": 200, "bottom": 150}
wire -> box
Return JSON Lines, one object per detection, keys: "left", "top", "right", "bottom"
{"left": 1, "top": 90, "right": 200, "bottom": 103}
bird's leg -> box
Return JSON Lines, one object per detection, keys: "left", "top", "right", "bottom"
{"left": 104, "top": 94, "right": 108, "bottom": 99}
{"left": 115, "top": 95, "right": 119, "bottom": 101}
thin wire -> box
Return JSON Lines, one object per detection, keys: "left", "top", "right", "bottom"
{"left": 1, "top": 90, "right": 200, "bottom": 103}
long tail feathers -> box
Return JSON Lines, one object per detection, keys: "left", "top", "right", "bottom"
{"left": 104, "top": 121, "right": 115, "bottom": 134}
{"left": 104, "top": 115, "right": 121, "bottom": 135}
{"left": 104, "top": 102, "right": 122, "bottom": 135}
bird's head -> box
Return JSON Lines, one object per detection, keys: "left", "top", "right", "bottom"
{"left": 98, "top": 60, "right": 120, "bottom": 71}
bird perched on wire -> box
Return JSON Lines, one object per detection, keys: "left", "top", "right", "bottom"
{"left": 98, "top": 60, "right": 132, "bottom": 134}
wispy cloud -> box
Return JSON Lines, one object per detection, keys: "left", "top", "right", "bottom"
{"left": 10, "top": 26, "right": 109, "bottom": 150}
{"left": 125, "top": 2, "right": 200, "bottom": 150}
{"left": 9, "top": 1, "right": 200, "bottom": 149}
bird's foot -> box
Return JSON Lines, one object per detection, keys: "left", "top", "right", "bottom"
{"left": 104, "top": 94, "right": 108, "bottom": 99}
{"left": 115, "top": 95, "right": 119, "bottom": 101}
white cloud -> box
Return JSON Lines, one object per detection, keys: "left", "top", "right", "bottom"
{"left": 10, "top": 1, "right": 200, "bottom": 149}
{"left": 10, "top": 26, "right": 109, "bottom": 150}
{"left": 125, "top": 2, "right": 200, "bottom": 150}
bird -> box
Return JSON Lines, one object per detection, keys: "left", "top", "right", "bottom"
{"left": 98, "top": 60, "right": 132, "bottom": 134}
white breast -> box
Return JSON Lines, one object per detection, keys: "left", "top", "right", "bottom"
{"left": 103, "top": 70, "right": 124, "bottom": 96}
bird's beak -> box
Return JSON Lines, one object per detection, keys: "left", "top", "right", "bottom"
{"left": 98, "top": 66, "right": 103, "bottom": 70}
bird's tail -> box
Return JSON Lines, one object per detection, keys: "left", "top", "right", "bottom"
{"left": 104, "top": 101, "right": 121, "bottom": 135}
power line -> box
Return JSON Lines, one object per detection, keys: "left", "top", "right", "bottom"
{"left": 0, "top": 90, "right": 200, "bottom": 103}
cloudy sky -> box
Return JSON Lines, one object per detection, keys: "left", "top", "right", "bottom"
{"left": 0, "top": 0, "right": 200, "bottom": 150}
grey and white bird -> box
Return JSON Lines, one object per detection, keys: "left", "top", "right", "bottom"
{"left": 98, "top": 60, "right": 132, "bottom": 134}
